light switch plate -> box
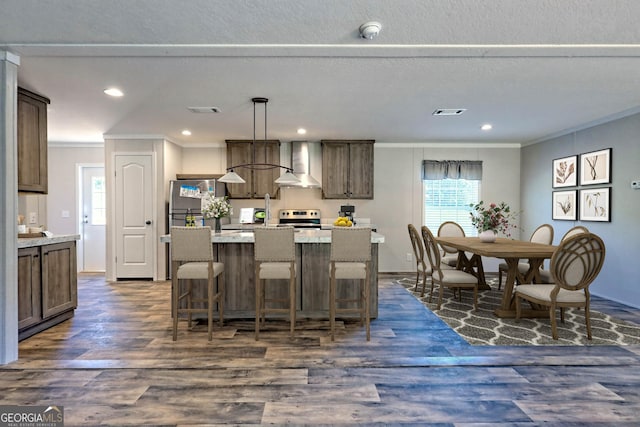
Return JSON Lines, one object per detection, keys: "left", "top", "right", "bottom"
{"left": 29, "top": 212, "right": 37, "bottom": 224}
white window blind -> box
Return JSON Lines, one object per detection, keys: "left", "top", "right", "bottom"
{"left": 423, "top": 179, "right": 480, "bottom": 236}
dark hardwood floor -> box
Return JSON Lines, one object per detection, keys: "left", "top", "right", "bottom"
{"left": 2, "top": 272, "right": 640, "bottom": 426}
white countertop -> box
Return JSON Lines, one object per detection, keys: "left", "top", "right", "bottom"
{"left": 161, "top": 228, "right": 384, "bottom": 244}
{"left": 18, "top": 234, "right": 81, "bottom": 249}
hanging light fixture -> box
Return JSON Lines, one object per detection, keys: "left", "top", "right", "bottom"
{"left": 219, "top": 97, "right": 300, "bottom": 185}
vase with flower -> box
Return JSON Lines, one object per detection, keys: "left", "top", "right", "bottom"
{"left": 469, "top": 201, "right": 518, "bottom": 243}
{"left": 202, "top": 193, "right": 233, "bottom": 233}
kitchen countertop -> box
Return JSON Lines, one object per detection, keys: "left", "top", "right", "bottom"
{"left": 18, "top": 234, "right": 81, "bottom": 249}
{"left": 161, "top": 228, "right": 384, "bottom": 244}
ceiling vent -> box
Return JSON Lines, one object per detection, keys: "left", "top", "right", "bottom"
{"left": 187, "top": 107, "right": 221, "bottom": 113}
{"left": 432, "top": 108, "right": 467, "bottom": 116}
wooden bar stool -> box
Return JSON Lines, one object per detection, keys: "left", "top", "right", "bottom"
{"left": 254, "top": 227, "right": 297, "bottom": 340}
{"left": 171, "top": 226, "right": 224, "bottom": 341}
{"left": 329, "top": 227, "right": 372, "bottom": 341}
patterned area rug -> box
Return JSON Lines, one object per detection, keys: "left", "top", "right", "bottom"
{"left": 398, "top": 275, "right": 640, "bottom": 345}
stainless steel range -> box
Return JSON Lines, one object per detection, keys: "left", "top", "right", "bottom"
{"left": 278, "top": 209, "right": 322, "bottom": 229}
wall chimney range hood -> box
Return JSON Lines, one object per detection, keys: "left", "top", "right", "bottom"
{"left": 285, "top": 141, "right": 321, "bottom": 188}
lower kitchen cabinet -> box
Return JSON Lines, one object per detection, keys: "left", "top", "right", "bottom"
{"left": 18, "top": 240, "right": 78, "bottom": 341}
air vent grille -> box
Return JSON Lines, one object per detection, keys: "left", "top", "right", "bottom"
{"left": 432, "top": 108, "right": 466, "bottom": 116}
{"left": 188, "top": 107, "right": 221, "bottom": 113}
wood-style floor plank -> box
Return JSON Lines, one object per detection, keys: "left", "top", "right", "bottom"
{"left": 1, "top": 272, "right": 640, "bottom": 426}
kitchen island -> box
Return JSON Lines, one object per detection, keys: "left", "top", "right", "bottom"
{"left": 161, "top": 228, "right": 384, "bottom": 319}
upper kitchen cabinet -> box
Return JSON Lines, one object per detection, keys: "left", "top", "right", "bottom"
{"left": 225, "top": 140, "right": 281, "bottom": 199}
{"left": 321, "top": 140, "right": 374, "bottom": 199}
{"left": 18, "top": 87, "right": 50, "bottom": 194}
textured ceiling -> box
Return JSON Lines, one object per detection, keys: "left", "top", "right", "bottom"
{"left": 3, "top": 0, "right": 640, "bottom": 146}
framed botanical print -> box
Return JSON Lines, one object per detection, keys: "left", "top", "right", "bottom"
{"left": 579, "top": 148, "right": 611, "bottom": 186}
{"left": 552, "top": 190, "right": 577, "bottom": 220}
{"left": 579, "top": 187, "right": 611, "bottom": 222}
{"left": 552, "top": 155, "right": 578, "bottom": 188}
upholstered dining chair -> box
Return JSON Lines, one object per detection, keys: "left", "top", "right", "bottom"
{"left": 329, "top": 227, "right": 372, "bottom": 341}
{"left": 407, "top": 224, "right": 431, "bottom": 297}
{"left": 170, "top": 226, "right": 225, "bottom": 341}
{"left": 539, "top": 225, "right": 589, "bottom": 284}
{"left": 498, "top": 223, "right": 554, "bottom": 289}
{"left": 515, "top": 232, "right": 605, "bottom": 340}
{"left": 254, "top": 226, "right": 297, "bottom": 340}
{"left": 421, "top": 226, "right": 478, "bottom": 310}
{"left": 437, "top": 221, "right": 465, "bottom": 268}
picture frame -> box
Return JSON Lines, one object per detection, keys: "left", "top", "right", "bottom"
{"left": 579, "top": 148, "right": 611, "bottom": 186}
{"left": 552, "top": 190, "right": 577, "bottom": 220}
{"left": 552, "top": 155, "right": 578, "bottom": 188}
{"left": 579, "top": 187, "right": 611, "bottom": 222}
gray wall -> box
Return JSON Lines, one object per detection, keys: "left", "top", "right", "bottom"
{"left": 521, "top": 114, "right": 640, "bottom": 308}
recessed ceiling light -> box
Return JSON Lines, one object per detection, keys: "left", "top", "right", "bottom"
{"left": 103, "top": 88, "right": 124, "bottom": 97}
{"left": 181, "top": 130, "right": 192, "bottom": 136}
{"left": 297, "top": 128, "right": 307, "bottom": 135}
{"left": 481, "top": 124, "right": 493, "bottom": 131}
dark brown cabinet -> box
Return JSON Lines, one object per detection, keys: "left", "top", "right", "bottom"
{"left": 18, "top": 241, "right": 78, "bottom": 340}
{"left": 321, "top": 140, "right": 374, "bottom": 199}
{"left": 18, "top": 247, "right": 41, "bottom": 330}
{"left": 18, "top": 87, "right": 50, "bottom": 194}
{"left": 224, "top": 140, "right": 281, "bottom": 199}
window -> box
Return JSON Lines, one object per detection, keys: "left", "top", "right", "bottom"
{"left": 91, "top": 176, "right": 106, "bottom": 225}
{"left": 424, "top": 179, "right": 480, "bottom": 236}
{"left": 421, "top": 160, "right": 482, "bottom": 236}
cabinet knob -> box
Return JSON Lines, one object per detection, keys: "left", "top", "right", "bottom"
{"left": 145, "top": 220, "right": 152, "bottom": 225}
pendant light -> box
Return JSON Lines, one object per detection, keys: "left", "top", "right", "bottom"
{"left": 219, "top": 98, "right": 300, "bottom": 185}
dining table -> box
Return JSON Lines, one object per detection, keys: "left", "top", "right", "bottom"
{"left": 435, "top": 236, "right": 557, "bottom": 318}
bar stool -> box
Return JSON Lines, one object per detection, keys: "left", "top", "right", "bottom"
{"left": 329, "top": 227, "right": 372, "bottom": 341}
{"left": 170, "top": 226, "right": 224, "bottom": 341}
{"left": 254, "top": 227, "right": 297, "bottom": 340}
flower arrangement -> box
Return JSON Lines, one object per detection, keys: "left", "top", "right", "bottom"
{"left": 202, "top": 193, "right": 232, "bottom": 219}
{"left": 469, "top": 201, "right": 518, "bottom": 237}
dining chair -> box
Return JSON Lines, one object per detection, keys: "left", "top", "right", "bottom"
{"left": 170, "top": 226, "right": 225, "bottom": 341}
{"left": 254, "top": 226, "right": 297, "bottom": 340}
{"left": 498, "top": 223, "right": 554, "bottom": 289}
{"left": 515, "top": 232, "right": 605, "bottom": 340}
{"left": 407, "top": 224, "right": 431, "bottom": 297}
{"left": 422, "top": 226, "right": 478, "bottom": 310}
{"left": 329, "top": 227, "right": 372, "bottom": 341}
{"left": 437, "top": 221, "right": 465, "bottom": 268}
{"left": 539, "top": 225, "right": 589, "bottom": 283}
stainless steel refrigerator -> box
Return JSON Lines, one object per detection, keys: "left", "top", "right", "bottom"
{"left": 168, "top": 179, "right": 226, "bottom": 228}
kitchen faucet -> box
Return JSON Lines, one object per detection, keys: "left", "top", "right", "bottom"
{"left": 264, "top": 193, "right": 270, "bottom": 226}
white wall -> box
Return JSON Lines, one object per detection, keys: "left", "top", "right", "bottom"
{"left": 47, "top": 145, "right": 104, "bottom": 235}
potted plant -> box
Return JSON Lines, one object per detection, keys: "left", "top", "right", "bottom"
{"left": 202, "top": 193, "right": 233, "bottom": 233}
{"left": 469, "top": 201, "right": 518, "bottom": 242}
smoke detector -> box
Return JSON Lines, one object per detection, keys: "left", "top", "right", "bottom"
{"left": 359, "top": 21, "right": 382, "bottom": 40}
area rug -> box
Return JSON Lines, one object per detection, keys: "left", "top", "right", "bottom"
{"left": 397, "top": 275, "right": 640, "bottom": 346}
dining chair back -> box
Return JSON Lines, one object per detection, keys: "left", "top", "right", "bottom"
{"left": 515, "top": 232, "right": 605, "bottom": 340}
{"left": 539, "top": 225, "right": 589, "bottom": 283}
{"left": 329, "top": 227, "right": 372, "bottom": 341}
{"left": 437, "top": 221, "right": 465, "bottom": 267}
{"left": 498, "top": 223, "right": 554, "bottom": 288}
{"left": 421, "top": 226, "right": 478, "bottom": 310}
{"left": 407, "top": 224, "right": 431, "bottom": 296}
{"left": 254, "top": 226, "right": 297, "bottom": 340}
{"left": 170, "top": 226, "right": 224, "bottom": 341}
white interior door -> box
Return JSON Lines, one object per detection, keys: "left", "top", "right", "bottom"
{"left": 115, "top": 154, "right": 154, "bottom": 279}
{"left": 81, "top": 166, "right": 106, "bottom": 272}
